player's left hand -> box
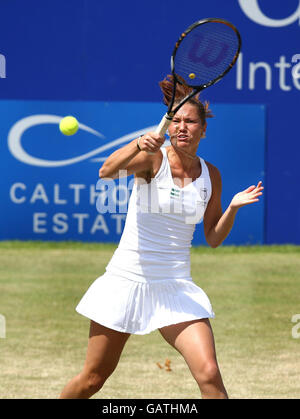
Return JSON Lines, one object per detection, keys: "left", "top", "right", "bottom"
{"left": 230, "top": 181, "right": 264, "bottom": 209}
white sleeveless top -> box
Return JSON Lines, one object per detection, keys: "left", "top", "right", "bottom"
{"left": 76, "top": 147, "right": 214, "bottom": 334}
{"left": 106, "top": 147, "right": 212, "bottom": 282}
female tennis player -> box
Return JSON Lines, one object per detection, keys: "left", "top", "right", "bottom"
{"left": 59, "top": 76, "right": 263, "bottom": 399}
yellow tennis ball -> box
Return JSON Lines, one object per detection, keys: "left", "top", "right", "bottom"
{"left": 189, "top": 73, "right": 196, "bottom": 79}
{"left": 59, "top": 116, "right": 79, "bottom": 136}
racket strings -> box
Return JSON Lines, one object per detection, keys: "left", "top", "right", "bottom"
{"left": 174, "top": 22, "right": 240, "bottom": 87}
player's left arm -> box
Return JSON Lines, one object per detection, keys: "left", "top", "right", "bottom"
{"left": 203, "top": 162, "right": 264, "bottom": 248}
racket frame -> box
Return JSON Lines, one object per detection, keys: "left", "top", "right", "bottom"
{"left": 155, "top": 18, "right": 242, "bottom": 136}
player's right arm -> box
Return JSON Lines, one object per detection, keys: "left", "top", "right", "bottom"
{"left": 99, "top": 133, "right": 164, "bottom": 179}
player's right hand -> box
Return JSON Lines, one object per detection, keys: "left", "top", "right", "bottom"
{"left": 138, "top": 132, "right": 165, "bottom": 154}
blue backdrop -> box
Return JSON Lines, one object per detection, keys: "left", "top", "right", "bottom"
{"left": 0, "top": 100, "right": 265, "bottom": 244}
{"left": 0, "top": 0, "right": 299, "bottom": 244}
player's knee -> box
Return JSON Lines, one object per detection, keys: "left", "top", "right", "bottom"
{"left": 194, "top": 360, "right": 220, "bottom": 386}
{"left": 83, "top": 371, "right": 106, "bottom": 394}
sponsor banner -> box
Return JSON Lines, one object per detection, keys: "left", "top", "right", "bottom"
{"left": 0, "top": 100, "right": 265, "bottom": 244}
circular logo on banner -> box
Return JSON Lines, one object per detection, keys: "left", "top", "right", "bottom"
{"left": 8, "top": 114, "right": 158, "bottom": 167}
{"left": 238, "top": 0, "right": 300, "bottom": 27}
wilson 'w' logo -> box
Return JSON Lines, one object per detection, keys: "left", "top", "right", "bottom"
{"left": 188, "top": 34, "right": 229, "bottom": 67}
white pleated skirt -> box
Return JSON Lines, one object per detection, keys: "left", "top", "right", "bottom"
{"left": 76, "top": 272, "right": 215, "bottom": 335}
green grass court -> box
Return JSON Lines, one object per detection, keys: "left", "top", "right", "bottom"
{"left": 0, "top": 241, "right": 300, "bottom": 399}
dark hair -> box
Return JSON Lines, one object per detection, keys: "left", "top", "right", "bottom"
{"left": 159, "top": 74, "right": 214, "bottom": 126}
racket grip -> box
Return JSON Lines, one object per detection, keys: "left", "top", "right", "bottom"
{"left": 155, "top": 113, "right": 173, "bottom": 137}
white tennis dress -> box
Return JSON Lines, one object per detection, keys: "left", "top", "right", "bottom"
{"left": 76, "top": 147, "right": 215, "bottom": 334}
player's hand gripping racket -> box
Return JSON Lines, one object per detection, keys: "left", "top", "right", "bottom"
{"left": 155, "top": 18, "right": 241, "bottom": 136}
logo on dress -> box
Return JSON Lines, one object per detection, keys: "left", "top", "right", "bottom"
{"left": 200, "top": 188, "right": 208, "bottom": 201}
{"left": 170, "top": 187, "right": 181, "bottom": 199}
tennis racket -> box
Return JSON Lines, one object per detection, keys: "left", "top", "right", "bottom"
{"left": 155, "top": 18, "right": 241, "bottom": 136}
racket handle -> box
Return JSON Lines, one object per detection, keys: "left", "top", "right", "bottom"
{"left": 145, "top": 114, "right": 172, "bottom": 155}
{"left": 155, "top": 113, "right": 173, "bottom": 137}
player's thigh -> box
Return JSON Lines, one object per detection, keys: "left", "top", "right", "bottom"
{"left": 159, "top": 319, "right": 218, "bottom": 371}
{"left": 82, "top": 320, "right": 130, "bottom": 378}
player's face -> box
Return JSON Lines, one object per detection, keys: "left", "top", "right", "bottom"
{"left": 168, "top": 103, "right": 206, "bottom": 150}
